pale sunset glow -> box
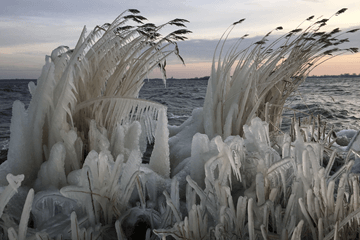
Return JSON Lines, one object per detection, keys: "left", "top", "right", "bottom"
{"left": 309, "top": 53, "right": 360, "bottom": 76}
{"left": 1, "top": 0, "right": 359, "bottom": 79}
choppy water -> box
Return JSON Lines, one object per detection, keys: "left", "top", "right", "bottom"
{"left": 139, "top": 79, "right": 208, "bottom": 126}
{"left": 0, "top": 80, "right": 33, "bottom": 160}
{"left": 283, "top": 77, "right": 360, "bottom": 132}
{"left": 1, "top": 77, "right": 360, "bottom": 161}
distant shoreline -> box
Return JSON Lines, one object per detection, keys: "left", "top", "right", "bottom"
{"left": 1, "top": 74, "right": 360, "bottom": 82}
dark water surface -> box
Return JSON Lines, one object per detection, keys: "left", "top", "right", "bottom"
{"left": 139, "top": 79, "right": 208, "bottom": 126}
{"left": 283, "top": 77, "right": 360, "bottom": 132}
{"left": 1, "top": 77, "right": 360, "bottom": 161}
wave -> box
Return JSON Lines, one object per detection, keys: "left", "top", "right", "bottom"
{"left": 168, "top": 113, "right": 191, "bottom": 119}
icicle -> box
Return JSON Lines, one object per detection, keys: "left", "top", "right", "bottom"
{"left": 18, "top": 189, "right": 34, "bottom": 240}
{"left": 8, "top": 228, "right": 18, "bottom": 240}
{"left": 256, "top": 173, "right": 265, "bottom": 206}
{"left": 261, "top": 224, "right": 269, "bottom": 240}
{"left": 325, "top": 149, "right": 337, "bottom": 178}
{"left": 236, "top": 196, "right": 247, "bottom": 235}
{"left": 170, "top": 177, "right": 180, "bottom": 216}
{"left": 290, "top": 220, "right": 304, "bottom": 240}
{"left": 248, "top": 198, "right": 255, "bottom": 240}
{"left": 314, "top": 197, "right": 322, "bottom": 220}
{"left": 71, "top": 212, "right": 79, "bottom": 240}
{"left": 302, "top": 149, "right": 311, "bottom": 179}
{"left": 334, "top": 221, "right": 339, "bottom": 240}
{"left": 298, "top": 198, "right": 317, "bottom": 240}
{"left": 149, "top": 108, "right": 170, "bottom": 178}
{"left": 60, "top": 129, "right": 82, "bottom": 173}
{"left": 334, "top": 174, "right": 346, "bottom": 220}
{"left": 353, "top": 177, "right": 359, "bottom": 210}
{"left": 320, "top": 174, "right": 328, "bottom": 207}
{"left": 275, "top": 204, "right": 282, "bottom": 234}
{"left": 306, "top": 189, "right": 316, "bottom": 223}
{"left": 216, "top": 102, "right": 223, "bottom": 136}
{"left": 190, "top": 133, "right": 210, "bottom": 188}
{"left": 318, "top": 218, "right": 324, "bottom": 240}
{"left": 223, "top": 103, "right": 238, "bottom": 139}
{"left": 283, "top": 193, "right": 295, "bottom": 225}
{"left": 163, "top": 191, "right": 182, "bottom": 223}
{"left": 281, "top": 229, "right": 288, "bottom": 240}
{"left": 35, "top": 142, "right": 67, "bottom": 191}
{"left": 280, "top": 168, "right": 287, "bottom": 200}
{"left": 269, "top": 187, "right": 280, "bottom": 202}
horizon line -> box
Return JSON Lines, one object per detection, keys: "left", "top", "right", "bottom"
{"left": 2, "top": 73, "right": 360, "bottom": 81}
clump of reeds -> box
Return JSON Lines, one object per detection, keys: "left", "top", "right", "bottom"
{"left": 203, "top": 8, "right": 359, "bottom": 140}
{"left": 2, "top": 9, "right": 191, "bottom": 184}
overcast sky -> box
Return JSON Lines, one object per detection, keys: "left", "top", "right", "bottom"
{"left": 1, "top": 0, "right": 359, "bottom": 79}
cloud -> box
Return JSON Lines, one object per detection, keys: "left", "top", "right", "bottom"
{"left": 177, "top": 25, "right": 360, "bottom": 63}
{"left": 0, "top": 17, "right": 82, "bottom": 48}
{"left": 0, "top": 0, "right": 193, "bottom": 20}
{"left": 1, "top": 0, "right": 360, "bottom": 78}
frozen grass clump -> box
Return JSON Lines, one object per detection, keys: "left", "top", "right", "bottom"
{"left": 202, "top": 8, "right": 359, "bottom": 139}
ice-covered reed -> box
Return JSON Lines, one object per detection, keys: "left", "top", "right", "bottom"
{"left": 203, "top": 8, "right": 359, "bottom": 139}
{"left": 0, "top": 7, "right": 360, "bottom": 240}
{"left": 1, "top": 9, "right": 190, "bottom": 184}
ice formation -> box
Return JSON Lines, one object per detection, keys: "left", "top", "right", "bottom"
{"left": 1, "top": 7, "right": 360, "bottom": 240}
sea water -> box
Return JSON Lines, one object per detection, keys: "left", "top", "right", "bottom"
{"left": 1, "top": 77, "right": 359, "bottom": 162}
{"left": 282, "top": 77, "right": 360, "bottom": 132}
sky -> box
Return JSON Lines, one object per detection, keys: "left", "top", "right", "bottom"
{"left": 0, "top": 0, "right": 359, "bottom": 79}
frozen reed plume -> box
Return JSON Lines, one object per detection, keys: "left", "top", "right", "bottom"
{"left": 203, "top": 8, "right": 359, "bottom": 139}
{"left": 1, "top": 9, "right": 190, "bottom": 184}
